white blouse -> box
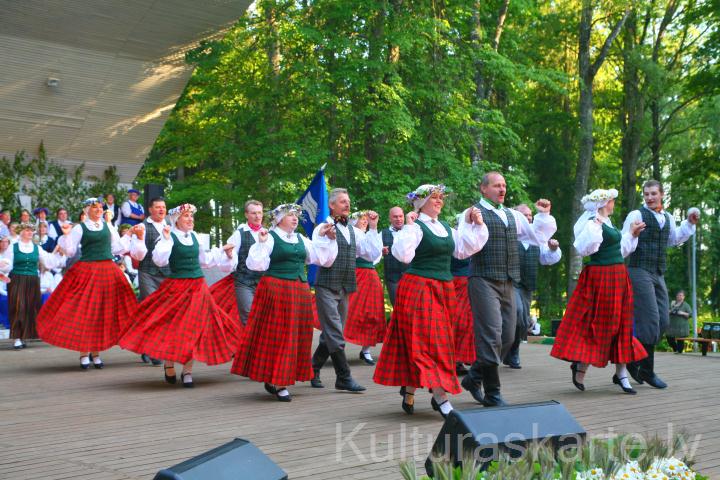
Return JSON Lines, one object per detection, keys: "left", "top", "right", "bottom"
{"left": 58, "top": 220, "right": 137, "bottom": 258}
{"left": 246, "top": 227, "right": 338, "bottom": 272}
{"left": 152, "top": 229, "right": 237, "bottom": 273}
{"left": 0, "top": 240, "right": 66, "bottom": 275}
{"left": 40, "top": 271, "right": 55, "bottom": 292}
{"left": 313, "top": 217, "right": 383, "bottom": 263}
{"left": 391, "top": 213, "right": 489, "bottom": 264}
{"left": 574, "top": 218, "right": 638, "bottom": 258}
{"left": 520, "top": 241, "right": 563, "bottom": 266}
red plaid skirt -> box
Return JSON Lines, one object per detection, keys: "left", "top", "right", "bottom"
{"left": 374, "top": 274, "right": 460, "bottom": 394}
{"left": 36, "top": 260, "right": 136, "bottom": 351}
{"left": 119, "top": 277, "right": 242, "bottom": 365}
{"left": 344, "top": 268, "right": 386, "bottom": 347}
{"left": 551, "top": 264, "right": 647, "bottom": 367}
{"left": 231, "top": 276, "right": 314, "bottom": 386}
{"left": 452, "top": 276, "right": 476, "bottom": 363}
{"left": 208, "top": 275, "right": 242, "bottom": 327}
{"left": 311, "top": 292, "right": 321, "bottom": 330}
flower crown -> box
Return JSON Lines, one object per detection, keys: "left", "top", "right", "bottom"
{"left": 406, "top": 184, "right": 452, "bottom": 204}
{"left": 168, "top": 203, "right": 197, "bottom": 218}
{"left": 18, "top": 222, "right": 36, "bottom": 232}
{"left": 268, "top": 203, "right": 303, "bottom": 223}
{"left": 581, "top": 189, "right": 618, "bottom": 205}
{"left": 83, "top": 197, "right": 104, "bottom": 207}
{"left": 350, "top": 210, "right": 369, "bottom": 220}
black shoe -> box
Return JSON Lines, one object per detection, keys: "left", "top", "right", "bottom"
{"left": 275, "top": 388, "right": 292, "bottom": 402}
{"left": 164, "top": 365, "right": 177, "bottom": 384}
{"left": 93, "top": 359, "right": 104, "bottom": 369}
{"left": 141, "top": 353, "right": 151, "bottom": 364}
{"left": 264, "top": 382, "right": 277, "bottom": 395}
{"left": 359, "top": 351, "right": 376, "bottom": 366}
{"left": 310, "top": 370, "right": 324, "bottom": 388}
{"left": 612, "top": 375, "right": 637, "bottom": 395}
{"left": 181, "top": 372, "right": 194, "bottom": 388}
{"left": 335, "top": 377, "right": 366, "bottom": 392}
{"left": 570, "top": 362, "right": 585, "bottom": 392}
{"left": 461, "top": 375, "right": 484, "bottom": 404}
{"left": 88, "top": 352, "right": 93, "bottom": 361}
{"left": 80, "top": 356, "right": 90, "bottom": 370}
{"left": 455, "top": 363, "right": 469, "bottom": 376}
{"left": 400, "top": 387, "right": 414, "bottom": 415}
{"left": 481, "top": 392, "right": 507, "bottom": 407}
{"left": 151, "top": 358, "right": 162, "bottom": 366}
{"left": 640, "top": 372, "right": 667, "bottom": 389}
{"left": 430, "top": 397, "right": 450, "bottom": 419}
{"left": 627, "top": 362, "right": 644, "bottom": 385}
{"left": 506, "top": 363, "right": 521, "bottom": 370}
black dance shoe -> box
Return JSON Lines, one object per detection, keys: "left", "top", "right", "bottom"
{"left": 93, "top": 358, "right": 104, "bottom": 369}
{"left": 430, "top": 397, "right": 450, "bottom": 419}
{"left": 359, "top": 351, "right": 376, "bottom": 366}
{"left": 264, "top": 383, "right": 277, "bottom": 395}
{"left": 570, "top": 362, "right": 585, "bottom": 391}
{"left": 164, "top": 365, "right": 177, "bottom": 384}
{"left": 455, "top": 363, "right": 469, "bottom": 376}
{"left": 461, "top": 375, "right": 484, "bottom": 404}
{"left": 80, "top": 356, "right": 91, "bottom": 370}
{"left": 275, "top": 388, "right": 292, "bottom": 402}
{"left": 612, "top": 375, "right": 637, "bottom": 395}
{"left": 310, "top": 370, "right": 324, "bottom": 388}
{"left": 181, "top": 372, "right": 194, "bottom": 388}
{"left": 399, "top": 387, "right": 414, "bottom": 415}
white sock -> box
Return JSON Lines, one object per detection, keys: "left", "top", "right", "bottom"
{"left": 14, "top": 339, "right": 22, "bottom": 347}
{"left": 361, "top": 349, "right": 373, "bottom": 360}
{"left": 361, "top": 346, "right": 371, "bottom": 353}
{"left": 616, "top": 365, "right": 632, "bottom": 389}
{"left": 276, "top": 388, "right": 289, "bottom": 397}
{"left": 439, "top": 400, "right": 453, "bottom": 415}
{"left": 182, "top": 373, "right": 193, "bottom": 383}
{"left": 80, "top": 356, "right": 90, "bottom": 366}
{"left": 93, "top": 355, "right": 103, "bottom": 364}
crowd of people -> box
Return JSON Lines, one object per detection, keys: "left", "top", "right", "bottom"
{"left": 0, "top": 174, "right": 699, "bottom": 419}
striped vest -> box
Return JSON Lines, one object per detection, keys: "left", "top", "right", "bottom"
{"left": 233, "top": 228, "right": 263, "bottom": 287}
{"left": 627, "top": 207, "right": 671, "bottom": 275}
{"left": 381, "top": 228, "right": 408, "bottom": 283}
{"left": 469, "top": 203, "right": 520, "bottom": 282}
{"left": 316, "top": 224, "right": 356, "bottom": 293}
{"left": 517, "top": 242, "right": 540, "bottom": 291}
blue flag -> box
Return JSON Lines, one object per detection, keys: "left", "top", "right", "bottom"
{"left": 297, "top": 164, "right": 329, "bottom": 285}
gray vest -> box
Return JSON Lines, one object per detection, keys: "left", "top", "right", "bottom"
{"left": 382, "top": 228, "right": 408, "bottom": 283}
{"left": 233, "top": 228, "right": 264, "bottom": 287}
{"left": 316, "top": 225, "right": 356, "bottom": 293}
{"left": 469, "top": 203, "right": 520, "bottom": 283}
{"left": 139, "top": 219, "right": 172, "bottom": 277}
{"left": 516, "top": 242, "right": 540, "bottom": 291}
{"left": 627, "top": 207, "right": 671, "bottom": 275}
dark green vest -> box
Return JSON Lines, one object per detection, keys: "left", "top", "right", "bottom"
{"left": 356, "top": 257, "right": 375, "bottom": 269}
{"left": 316, "top": 225, "right": 356, "bottom": 292}
{"left": 12, "top": 242, "right": 39, "bottom": 276}
{"left": 168, "top": 232, "right": 203, "bottom": 279}
{"left": 517, "top": 242, "right": 540, "bottom": 291}
{"left": 627, "top": 207, "right": 671, "bottom": 274}
{"left": 469, "top": 203, "right": 520, "bottom": 282}
{"left": 382, "top": 228, "right": 409, "bottom": 282}
{"left": 80, "top": 222, "right": 113, "bottom": 262}
{"left": 139, "top": 219, "right": 172, "bottom": 277}
{"left": 405, "top": 220, "right": 454, "bottom": 281}
{"left": 586, "top": 222, "right": 624, "bottom": 266}
{"left": 450, "top": 256, "right": 470, "bottom": 277}
{"left": 233, "top": 228, "right": 264, "bottom": 287}
{"left": 266, "top": 231, "right": 307, "bottom": 281}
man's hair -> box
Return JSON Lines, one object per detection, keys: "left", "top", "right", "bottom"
{"left": 388, "top": 206, "right": 403, "bottom": 215}
{"left": 329, "top": 188, "right": 348, "bottom": 204}
{"left": 56, "top": 207, "right": 67, "bottom": 214}
{"left": 513, "top": 203, "right": 531, "bottom": 212}
{"left": 480, "top": 171, "right": 503, "bottom": 187}
{"left": 676, "top": 290, "right": 686, "bottom": 295}
{"left": 643, "top": 179, "right": 664, "bottom": 193}
{"left": 149, "top": 197, "right": 165, "bottom": 207}
{"left": 244, "top": 200, "right": 263, "bottom": 212}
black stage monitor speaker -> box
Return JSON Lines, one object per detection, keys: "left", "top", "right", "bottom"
{"left": 425, "top": 401, "right": 585, "bottom": 477}
{"left": 144, "top": 183, "right": 165, "bottom": 211}
{"left": 154, "top": 438, "right": 287, "bottom": 480}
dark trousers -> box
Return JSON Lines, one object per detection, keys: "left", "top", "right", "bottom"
{"left": 666, "top": 336, "right": 685, "bottom": 353}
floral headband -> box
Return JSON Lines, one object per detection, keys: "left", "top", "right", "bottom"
{"left": 83, "top": 197, "right": 104, "bottom": 207}
{"left": 406, "top": 184, "right": 452, "bottom": 204}
{"left": 350, "top": 211, "right": 369, "bottom": 220}
{"left": 168, "top": 203, "right": 197, "bottom": 220}
{"left": 581, "top": 188, "right": 618, "bottom": 213}
{"left": 268, "top": 203, "right": 303, "bottom": 225}
{"left": 18, "top": 222, "right": 36, "bottom": 232}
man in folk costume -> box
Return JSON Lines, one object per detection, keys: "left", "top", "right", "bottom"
{"left": 120, "top": 188, "right": 145, "bottom": 226}
{"left": 135, "top": 197, "right": 171, "bottom": 365}
{"left": 503, "top": 204, "right": 562, "bottom": 369}
{"left": 461, "top": 172, "right": 557, "bottom": 406}
{"left": 381, "top": 206, "right": 409, "bottom": 306}
{"left": 48, "top": 208, "right": 71, "bottom": 241}
{"left": 36, "top": 198, "right": 144, "bottom": 368}
{"left": 623, "top": 179, "right": 698, "bottom": 388}
{"left": 310, "top": 188, "right": 383, "bottom": 392}
{"left": 210, "top": 200, "right": 265, "bottom": 326}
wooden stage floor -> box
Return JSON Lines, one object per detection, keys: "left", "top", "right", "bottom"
{"left": 1, "top": 337, "right": 718, "bottom": 479}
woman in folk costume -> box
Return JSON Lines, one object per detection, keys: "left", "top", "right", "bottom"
{"left": 36, "top": 199, "right": 140, "bottom": 368}
{"left": 343, "top": 211, "right": 386, "bottom": 365}
{"left": 373, "top": 185, "right": 488, "bottom": 418}
{"left": 119, "top": 204, "right": 241, "bottom": 388}
{"left": 231, "top": 204, "right": 337, "bottom": 402}
{"left": 0, "top": 223, "right": 65, "bottom": 349}
{"left": 0, "top": 235, "right": 9, "bottom": 330}
{"left": 551, "top": 188, "right": 647, "bottom": 394}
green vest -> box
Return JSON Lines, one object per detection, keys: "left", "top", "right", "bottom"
{"left": 80, "top": 222, "right": 113, "bottom": 262}
{"left": 266, "top": 231, "right": 307, "bottom": 281}
{"left": 356, "top": 257, "right": 375, "bottom": 269}
{"left": 12, "top": 242, "right": 39, "bottom": 276}
{"left": 586, "top": 222, "right": 624, "bottom": 266}
{"left": 405, "top": 220, "right": 454, "bottom": 281}
{"left": 169, "top": 232, "right": 203, "bottom": 279}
